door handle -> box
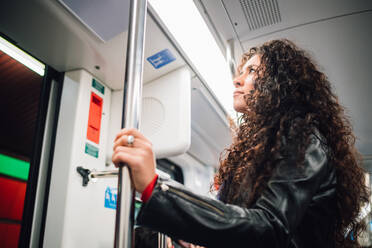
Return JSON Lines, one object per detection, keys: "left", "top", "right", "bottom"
{"left": 77, "top": 166, "right": 172, "bottom": 187}
{"left": 76, "top": 166, "right": 119, "bottom": 186}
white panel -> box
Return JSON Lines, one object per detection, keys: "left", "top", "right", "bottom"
{"left": 142, "top": 67, "right": 191, "bottom": 158}
{"left": 44, "top": 70, "right": 114, "bottom": 248}
{"left": 107, "top": 67, "right": 191, "bottom": 161}
{"left": 189, "top": 87, "right": 231, "bottom": 167}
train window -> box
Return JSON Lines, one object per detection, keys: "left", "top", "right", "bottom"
{"left": 0, "top": 36, "right": 44, "bottom": 247}
{"left": 156, "top": 159, "right": 184, "bottom": 184}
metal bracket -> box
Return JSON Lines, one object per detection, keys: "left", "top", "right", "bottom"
{"left": 76, "top": 166, "right": 91, "bottom": 186}
{"left": 76, "top": 166, "right": 119, "bottom": 186}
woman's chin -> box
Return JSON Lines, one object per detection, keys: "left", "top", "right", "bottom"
{"left": 233, "top": 105, "right": 248, "bottom": 113}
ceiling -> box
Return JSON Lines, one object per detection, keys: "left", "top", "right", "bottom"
{"left": 199, "top": 0, "right": 372, "bottom": 56}
{"left": 0, "top": 0, "right": 187, "bottom": 90}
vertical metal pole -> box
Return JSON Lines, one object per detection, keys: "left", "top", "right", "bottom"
{"left": 115, "top": 0, "right": 147, "bottom": 248}
{"left": 158, "top": 233, "right": 167, "bottom": 248}
{"left": 226, "top": 39, "right": 236, "bottom": 79}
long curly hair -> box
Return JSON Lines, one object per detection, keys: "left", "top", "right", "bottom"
{"left": 214, "top": 39, "right": 369, "bottom": 247}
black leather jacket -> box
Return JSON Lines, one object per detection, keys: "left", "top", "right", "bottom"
{"left": 137, "top": 135, "right": 337, "bottom": 247}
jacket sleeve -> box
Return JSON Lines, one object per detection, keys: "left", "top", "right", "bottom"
{"left": 136, "top": 135, "right": 330, "bottom": 247}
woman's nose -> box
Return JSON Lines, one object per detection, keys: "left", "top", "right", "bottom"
{"left": 233, "top": 76, "right": 244, "bottom": 88}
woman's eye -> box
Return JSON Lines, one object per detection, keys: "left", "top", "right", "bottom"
{"left": 249, "top": 68, "right": 256, "bottom": 73}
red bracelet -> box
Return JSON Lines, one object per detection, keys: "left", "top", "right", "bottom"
{"left": 141, "top": 174, "right": 158, "bottom": 203}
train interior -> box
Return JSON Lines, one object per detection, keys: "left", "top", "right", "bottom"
{"left": 0, "top": 0, "right": 372, "bottom": 247}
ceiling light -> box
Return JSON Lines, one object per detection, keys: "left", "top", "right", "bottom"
{"left": 0, "top": 36, "right": 45, "bottom": 76}
{"left": 149, "top": 0, "right": 235, "bottom": 117}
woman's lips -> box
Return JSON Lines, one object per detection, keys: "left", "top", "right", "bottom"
{"left": 233, "top": 91, "right": 244, "bottom": 96}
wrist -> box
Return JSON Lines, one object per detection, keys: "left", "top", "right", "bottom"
{"left": 141, "top": 174, "right": 158, "bottom": 203}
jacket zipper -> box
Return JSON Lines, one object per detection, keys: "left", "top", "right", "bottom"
{"left": 161, "top": 183, "right": 225, "bottom": 216}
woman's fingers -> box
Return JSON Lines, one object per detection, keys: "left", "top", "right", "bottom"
{"left": 112, "top": 146, "right": 152, "bottom": 170}
{"left": 113, "top": 134, "right": 150, "bottom": 151}
{"left": 112, "top": 129, "right": 156, "bottom": 193}
{"left": 114, "top": 128, "right": 151, "bottom": 144}
{"left": 177, "top": 240, "right": 191, "bottom": 248}
{"left": 177, "top": 240, "right": 205, "bottom": 248}
{"left": 113, "top": 129, "right": 153, "bottom": 154}
{"left": 166, "top": 237, "right": 174, "bottom": 248}
{"left": 112, "top": 148, "right": 135, "bottom": 167}
{"left": 112, "top": 146, "right": 139, "bottom": 166}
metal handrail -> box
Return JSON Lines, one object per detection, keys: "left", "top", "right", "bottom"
{"left": 114, "top": 0, "right": 148, "bottom": 247}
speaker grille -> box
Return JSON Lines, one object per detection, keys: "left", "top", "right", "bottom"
{"left": 239, "top": 0, "right": 281, "bottom": 31}
{"left": 141, "top": 97, "right": 165, "bottom": 136}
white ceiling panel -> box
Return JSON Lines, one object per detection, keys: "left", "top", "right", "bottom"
{"left": 237, "top": 0, "right": 372, "bottom": 43}
{"left": 200, "top": 0, "right": 372, "bottom": 53}
{"left": 57, "top": 0, "right": 130, "bottom": 42}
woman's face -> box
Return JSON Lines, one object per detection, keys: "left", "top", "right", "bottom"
{"left": 233, "top": 54, "right": 261, "bottom": 113}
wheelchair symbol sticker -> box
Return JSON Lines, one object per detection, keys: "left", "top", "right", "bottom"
{"left": 104, "top": 187, "right": 117, "bottom": 209}
{"left": 147, "top": 49, "right": 176, "bottom": 69}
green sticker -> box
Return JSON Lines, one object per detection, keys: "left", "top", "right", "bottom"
{"left": 85, "top": 143, "right": 99, "bottom": 158}
{"left": 0, "top": 153, "right": 29, "bottom": 180}
{"left": 92, "top": 78, "right": 105, "bottom": 95}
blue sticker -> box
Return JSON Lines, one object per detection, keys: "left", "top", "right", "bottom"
{"left": 104, "top": 187, "right": 117, "bottom": 209}
{"left": 147, "top": 49, "right": 176, "bottom": 69}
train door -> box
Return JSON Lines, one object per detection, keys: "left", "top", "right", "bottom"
{"left": 0, "top": 35, "right": 63, "bottom": 247}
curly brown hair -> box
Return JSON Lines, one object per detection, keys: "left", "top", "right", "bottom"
{"left": 215, "top": 39, "right": 369, "bottom": 247}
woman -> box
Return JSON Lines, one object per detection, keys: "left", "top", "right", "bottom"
{"left": 112, "top": 39, "right": 369, "bottom": 247}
